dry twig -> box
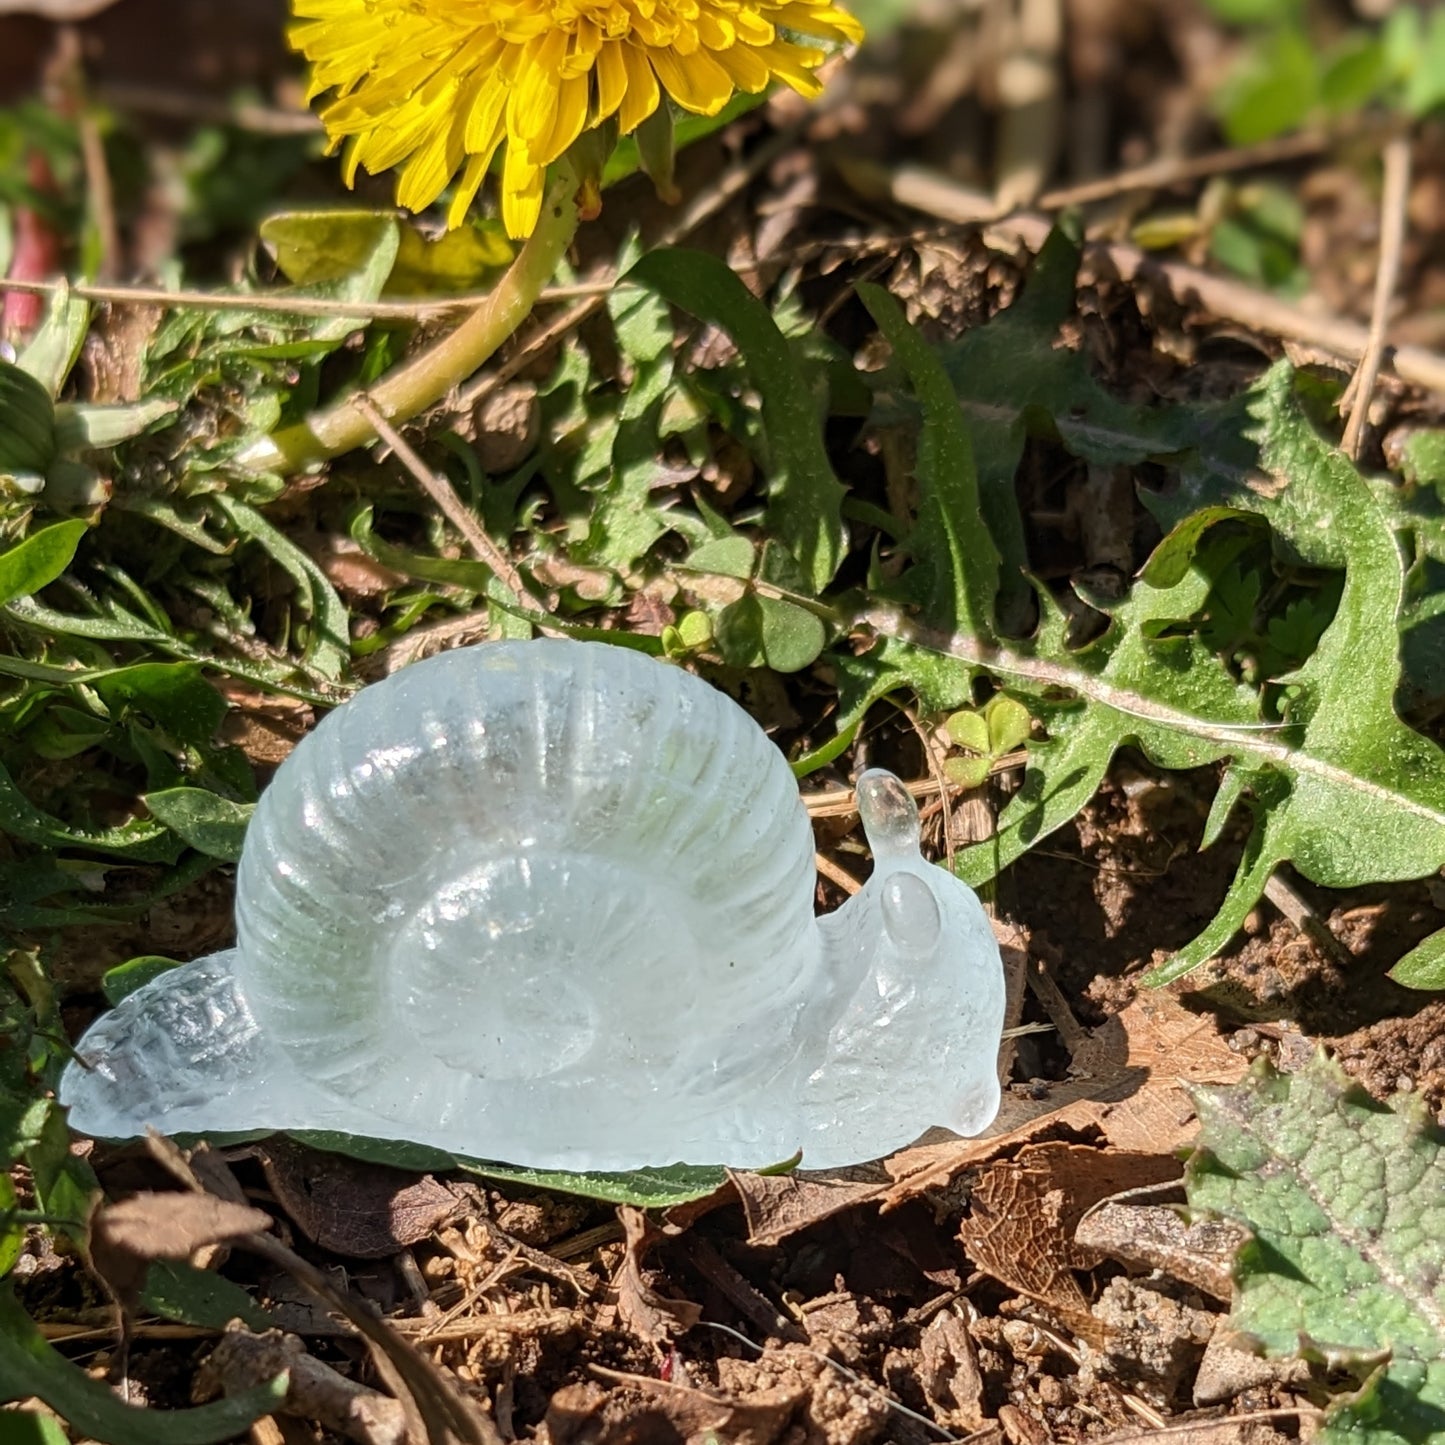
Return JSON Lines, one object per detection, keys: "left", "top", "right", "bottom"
{"left": 1340, "top": 130, "right": 1414, "bottom": 458}
{"left": 349, "top": 392, "right": 538, "bottom": 618}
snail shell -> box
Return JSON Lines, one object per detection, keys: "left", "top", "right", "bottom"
{"left": 61, "top": 639, "right": 1005, "bottom": 1170}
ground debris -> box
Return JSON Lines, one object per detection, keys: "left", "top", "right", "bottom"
{"left": 251, "top": 1138, "right": 460, "bottom": 1259}
{"left": 957, "top": 1142, "right": 1180, "bottom": 1340}
{"left": 541, "top": 1370, "right": 803, "bottom": 1445}
{"left": 1074, "top": 1201, "right": 1248, "bottom": 1302}
{"left": 88, "top": 1191, "right": 271, "bottom": 1312}
{"left": 613, "top": 1205, "right": 703, "bottom": 1347}
{"left": 728, "top": 1167, "right": 889, "bottom": 1247}
{"left": 196, "top": 1325, "right": 409, "bottom": 1445}
{"left": 1078, "top": 1277, "right": 1216, "bottom": 1407}
{"left": 916, "top": 1308, "right": 987, "bottom": 1432}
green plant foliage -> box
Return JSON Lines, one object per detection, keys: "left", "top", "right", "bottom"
{"left": 139, "top": 1261, "right": 275, "bottom": 1331}
{"left": 101, "top": 955, "right": 185, "bottom": 1006}
{"left": 831, "top": 221, "right": 1445, "bottom": 984}
{"left": 143, "top": 789, "right": 253, "bottom": 862}
{"left": 0, "top": 522, "right": 86, "bottom": 607}
{"left": 1207, "top": 0, "right": 1445, "bottom": 144}
{"left": 1388, "top": 928, "right": 1445, "bottom": 989}
{"left": 628, "top": 248, "right": 848, "bottom": 592}
{"left": 572, "top": 276, "right": 678, "bottom": 572}
{"left": 3, "top": 1409, "right": 70, "bottom": 1445}
{"left": 1187, "top": 1054, "right": 1445, "bottom": 1444}
{"left": 0, "top": 1286, "right": 286, "bottom": 1445}
{"left": 857, "top": 283, "right": 998, "bottom": 643}
{"left": 714, "top": 591, "right": 827, "bottom": 673}
{"left": 933, "top": 216, "right": 1196, "bottom": 633}
{"left": 1206, "top": 183, "right": 1308, "bottom": 294}
{"left": 943, "top": 694, "right": 1033, "bottom": 789}
{"left": 288, "top": 1131, "right": 732, "bottom": 1205}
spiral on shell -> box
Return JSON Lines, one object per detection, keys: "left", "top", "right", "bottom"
{"left": 61, "top": 639, "right": 1005, "bottom": 1170}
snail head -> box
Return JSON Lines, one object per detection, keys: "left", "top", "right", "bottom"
{"left": 855, "top": 768, "right": 942, "bottom": 959}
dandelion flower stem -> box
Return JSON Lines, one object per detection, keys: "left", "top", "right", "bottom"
{"left": 240, "top": 169, "right": 579, "bottom": 475}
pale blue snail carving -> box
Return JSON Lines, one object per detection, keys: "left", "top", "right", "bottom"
{"left": 61, "top": 639, "right": 1005, "bottom": 1170}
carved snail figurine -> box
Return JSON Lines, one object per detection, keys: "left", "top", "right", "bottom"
{"left": 62, "top": 639, "right": 1006, "bottom": 1170}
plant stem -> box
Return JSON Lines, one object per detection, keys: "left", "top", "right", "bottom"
{"left": 237, "top": 168, "right": 579, "bottom": 475}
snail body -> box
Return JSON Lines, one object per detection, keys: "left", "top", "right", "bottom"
{"left": 61, "top": 639, "right": 1005, "bottom": 1170}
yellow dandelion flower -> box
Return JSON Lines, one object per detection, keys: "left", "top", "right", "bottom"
{"left": 290, "top": 0, "right": 862, "bottom": 238}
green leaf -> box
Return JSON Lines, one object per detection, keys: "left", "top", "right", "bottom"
{"left": 2, "top": 1409, "right": 70, "bottom": 1445}
{"left": 0, "top": 1173, "right": 23, "bottom": 1277}
{"left": 214, "top": 497, "right": 350, "bottom": 680}
{"left": 14, "top": 284, "right": 87, "bottom": 395}
{"left": 943, "top": 755, "right": 990, "bottom": 790}
{"left": 0, "top": 521, "right": 87, "bottom": 607}
{"left": 684, "top": 535, "right": 755, "bottom": 581}
{"left": 0, "top": 761, "right": 180, "bottom": 862}
{"left": 936, "top": 218, "right": 1197, "bottom": 631}
{"left": 0, "top": 360, "right": 58, "bottom": 473}
{"left": 1215, "top": 28, "right": 1320, "bottom": 144}
{"left": 140, "top": 1260, "right": 273, "bottom": 1331}
{"left": 1398, "top": 429, "right": 1445, "bottom": 490}
{"left": 570, "top": 278, "right": 676, "bottom": 571}
{"left": 858, "top": 282, "right": 998, "bottom": 642}
{"left": 254, "top": 213, "right": 400, "bottom": 343}
{"left": 756, "top": 597, "right": 826, "bottom": 673}
{"left": 102, "top": 956, "right": 184, "bottom": 1007}
{"left": 1187, "top": 1054, "right": 1445, "bottom": 1445}
{"left": 458, "top": 1159, "right": 732, "bottom": 1206}
{"left": 1405, "top": 9, "right": 1445, "bottom": 117}
{"left": 1388, "top": 928, "right": 1445, "bottom": 990}
{"left": 0, "top": 1285, "right": 286, "bottom": 1445}
{"left": 53, "top": 397, "right": 179, "bottom": 452}
{"left": 92, "top": 663, "right": 228, "bottom": 747}
{"left": 1319, "top": 34, "right": 1387, "bottom": 114}
{"left": 1142, "top": 364, "right": 1445, "bottom": 982}
{"left": 143, "top": 789, "right": 253, "bottom": 863}
{"left": 26, "top": 1104, "right": 97, "bottom": 1240}
{"left": 945, "top": 710, "right": 990, "bottom": 755}
{"left": 714, "top": 593, "right": 826, "bottom": 673}
{"left": 286, "top": 1131, "right": 730, "bottom": 1205}
{"left": 389, "top": 219, "right": 513, "bottom": 294}
{"left": 985, "top": 694, "right": 1032, "bottom": 753}
{"left": 628, "top": 248, "right": 848, "bottom": 591}
{"left": 261, "top": 211, "right": 398, "bottom": 286}
{"left": 349, "top": 505, "right": 494, "bottom": 593}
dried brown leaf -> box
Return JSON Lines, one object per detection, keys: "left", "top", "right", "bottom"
{"left": 89, "top": 1192, "right": 272, "bottom": 1310}
{"left": 727, "top": 1167, "right": 886, "bottom": 1248}
{"left": 612, "top": 1205, "right": 701, "bottom": 1347}
{"left": 544, "top": 1370, "right": 802, "bottom": 1445}
{"left": 255, "top": 1138, "right": 458, "bottom": 1259}
{"left": 957, "top": 1143, "right": 1180, "bottom": 1340}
